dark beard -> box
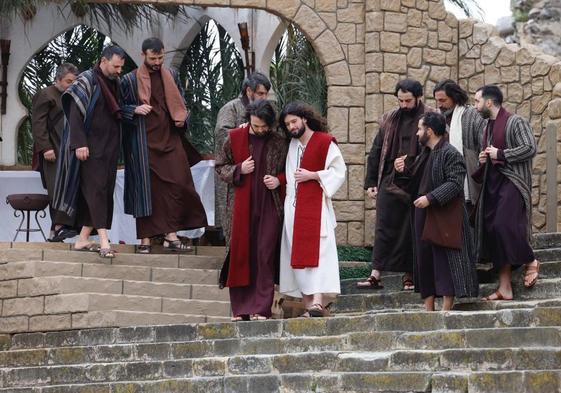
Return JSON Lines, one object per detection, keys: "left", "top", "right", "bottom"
{"left": 289, "top": 125, "right": 306, "bottom": 139}
{"left": 419, "top": 132, "right": 429, "bottom": 146}
{"left": 399, "top": 100, "right": 419, "bottom": 116}
{"left": 145, "top": 62, "right": 161, "bottom": 72}
{"left": 252, "top": 130, "right": 270, "bottom": 139}
{"left": 479, "top": 107, "right": 492, "bottom": 119}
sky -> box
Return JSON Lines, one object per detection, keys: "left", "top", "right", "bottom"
{"left": 445, "top": 0, "right": 512, "bottom": 25}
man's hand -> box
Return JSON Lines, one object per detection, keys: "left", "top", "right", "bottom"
{"left": 263, "top": 175, "right": 280, "bottom": 190}
{"left": 414, "top": 195, "right": 430, "bottom": 208}
{"left": 478, "top": 150, "right": 487, "bottom": 164}
{"left": 43, "top": 149, "right": 56, "bottom": 162}
{"left": 366, "top": 187, "right": 378, "bottom": 199}
{"left": 485, "top": 145, "right": 499, "bottom": 160}
{"left": 241, "top": 156, "right": 255, "bottom": 174}
{"left": 294, "top": 168, "right": 318, "bottom": 184}
{"left": 75, "top": 147, "right": 89, "bottom": 161}
{"left": 394, "top": 154, "right": 407, "bottom": 173}
{"left": 134, "top": 104, "right": 153, "bottom": 116}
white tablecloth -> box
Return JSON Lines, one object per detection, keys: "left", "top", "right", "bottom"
{"left": 0, "top": 161, "right": 215, "bottom": 243}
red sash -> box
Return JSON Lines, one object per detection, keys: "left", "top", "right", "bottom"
{"left": 227, "top": 126, "right": 251, "bottom": 287}
{"left": 291, "top": 132, "right": 336, "bottom": 269}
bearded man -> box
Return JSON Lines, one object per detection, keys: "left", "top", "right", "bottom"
{"left": 357, "top": 79, "right": 432, "bottom": 291}
{"left": 120, "top": 37, "right": 207, "bottom": 253}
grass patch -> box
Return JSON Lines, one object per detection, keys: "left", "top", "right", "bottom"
{"left": 340, "top": 266, "right": 370, "bottom": 280}
{"left": 337, "top": 246, "right": 372, "bottom": 262}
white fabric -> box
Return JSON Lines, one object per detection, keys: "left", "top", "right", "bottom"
{"left": 279, "top": 139, "right": 346, "bottom": 298}
{"left": 0, "top": 160, "right": 215, "bottom": 243}
{"left": 450, "top": 105, "right": 470, "bottom": 200}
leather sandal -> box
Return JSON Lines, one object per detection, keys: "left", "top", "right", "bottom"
{"left": 99, "top": 248, "right": 116, "bottom": 259}
{"left": 136, "top": 244, "right": 152, "bottom": 254}
{"left": 402, "top": 275, "right": 415, "bottom": 291}
{"left": 523, "top": 261, "right": 540, "bottom": 289}
{"left": 356, "top": 275, "right": 384, "bottom": 289}
{"left": 308, "top": 304, "right": 326, "bottom": 318}
{"left": 163, "top": 238, "right": 193, "bottom": 252}
{"left": 250, "top": 314, "right": 268, "bottom": 321}
{"left": 482, "top": 290, "right": 513, "bottom": 301}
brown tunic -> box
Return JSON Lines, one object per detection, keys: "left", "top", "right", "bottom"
{"left": 136, "top": 71, "right": 207, "bottom": 239}
{"left": 31, "top": 85, "right": 74, "bottom": 227}
{"left": 68, "top": 78, "right": 120, "bottom": 230}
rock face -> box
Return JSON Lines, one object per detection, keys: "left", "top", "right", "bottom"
{"left": 511, "top": 0, "right": 561, "bottom": 59}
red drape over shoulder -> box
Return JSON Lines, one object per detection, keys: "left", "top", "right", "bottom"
{"left": 291, "top": 132, "right": 336, "bottom": 269}
{"left": 227, "top": 126, "right": 251, "bottom": 287}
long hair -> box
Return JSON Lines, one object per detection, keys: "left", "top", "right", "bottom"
{"left": 279, "top": 101, "right": 328, "bottom": 133}
{"left": 433, "top": 79, "right": 468, "bottom": 106}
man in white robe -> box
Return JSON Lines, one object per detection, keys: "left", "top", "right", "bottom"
{"left": 278, "top": 102, "right": 346, "bottom": 317}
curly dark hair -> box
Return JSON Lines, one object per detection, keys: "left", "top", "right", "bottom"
{"left": 279, "top": 102, "right": 328, "bottom": 133}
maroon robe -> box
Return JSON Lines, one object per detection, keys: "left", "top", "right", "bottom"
{"left": 136, "top": 71, "right": 207, "bottom": 238}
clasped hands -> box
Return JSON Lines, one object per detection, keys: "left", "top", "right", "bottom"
{"left": 240, "top": 156, "right": 280, "bottom": 190}
{"left": 479, "top": 145, "right": 498, "bottom": 163}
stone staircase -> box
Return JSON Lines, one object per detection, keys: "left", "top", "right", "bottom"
{"left": 0, "top": 235, "right": 561, "bottom": 392}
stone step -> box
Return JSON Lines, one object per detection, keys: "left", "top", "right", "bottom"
{"left": 335, "top": 278, "right": 561, "bottom": 313}
{"left": 0, "top": 276, "right": 229, "bottom": 302}
{"left": 0, "top": 248, "right": 223, "bottom": 270}
{"left": 3, "top": 324, "right": 561, "bottom": 370}
{"left": 2, "top": 292, "right": 231, "bottom": 318}
{"left": 0, "top": 368, "right": 559, "bottom": 392}
{"left": 7, "top": 306, "right": 561, "bottom": 351}
{"left": 532, "top": 232, "right": 561, "bottom": 249}
{"left": 0, "top": 260, "right": 221, "bottom": 285}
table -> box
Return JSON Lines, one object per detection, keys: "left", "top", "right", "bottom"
{"left": 0, "top": 161, "right": 215, "bottom": 243}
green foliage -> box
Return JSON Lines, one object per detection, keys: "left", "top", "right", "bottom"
{"left": 340, "top": 266, "right": 371, "bottom": 280}
{"left": 337, "top": 245, "right": 372, "bottom": 262}
{"left": 270, "top": 23, "right": 327, "bottom": 116}
{"left": 178, "top": 21, "right": 244, "bottom": 154}
{"left": 17, "top": 25, "right": 136, "bottom": 164}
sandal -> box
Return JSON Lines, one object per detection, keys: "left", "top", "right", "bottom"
{"left": 250, "top": 314, "right": 268, "bottom": 321}
{"left": 356, "top": 275, "right": 384, "bottom": 289}
{"left": 299, "top": 311, "right": 311, "bottom": 318}
{"left": 136, "top": 244, "right": 152, "bottom": 254}
{"left": 308, "top": 304, "right": 326, "bottom": 318}
{"left": 482, "top": 290, "right": 513, "bottom": 301}
{"left": 402, "top": 275, "right": 415, "bottom": 291}
{"left": 523, "top": 260, "right": 540, "bottom": 289}
{"left": 99, "top": 248, "right": 116, "bottom": 259}
{"left": 73, "top": 243, "right": 100, "bottom": 252}
{"left": 231, "top": 315, "right": 250, "bottom": 322}
{"left": 163, "top": 238, "right": 193, "bottom": 252}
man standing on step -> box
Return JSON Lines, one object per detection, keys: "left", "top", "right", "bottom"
{"left": 433, "top": 79, "right": 487, "bottom": 213}
{"left": 120, "top": 37, "right": 207, "bottom": 254}
{"left": 395, "top": 112, "right": 479, "bottom": 311}
{"left": 32, "top": 63, "right": 79, "bottom": 242}
{"left": 357, "top": 79, "right": 432, "bottom": 291}
{"left": 279, "top": 102, "right": 346, "bottom": 317}
{"left": 215, "top": 99, "right": 287, "bottom": 321}
{"left": 54, "top": 46, "right": 125, "bottom": 258}
{"left": 214, "top": 72, "right": 271, "bottom": 240}
{"left": 473, "top": 85, "right": 540, "bottom": 301}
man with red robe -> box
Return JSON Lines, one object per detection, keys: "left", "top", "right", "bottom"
{"left": 279, "top": 102, "right": 346, "bottom": 317}
{"left": 215, "top": 100, "right": 287, "bottom": 321}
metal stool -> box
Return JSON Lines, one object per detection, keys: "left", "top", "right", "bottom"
{"left": 6, "top": 194, "right": 50, "bottom": 242}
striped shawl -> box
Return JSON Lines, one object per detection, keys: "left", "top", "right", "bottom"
{"left": 52, "top": 70, "right": 100, "bottom": 218}
{"left": 474, "top": 113, "right": 537, "bottom": 261}
{"left": 412, "top": 142, "right": 479, "bottom": 298}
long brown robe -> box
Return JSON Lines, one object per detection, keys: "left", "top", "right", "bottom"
{"left": 31, "top": 85, "right": 74, "bottom": 228}
{"left": 135, "top": 71, "right": 207, "bottom": 239}
{"left": 68, "top": 76, "right": 120, "bottom": 230}
{"left": 215, "top": 128, "right": 287, "bottom": 317}
{"left": 365, "top": 103, "right": 430, "bottom": 274}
